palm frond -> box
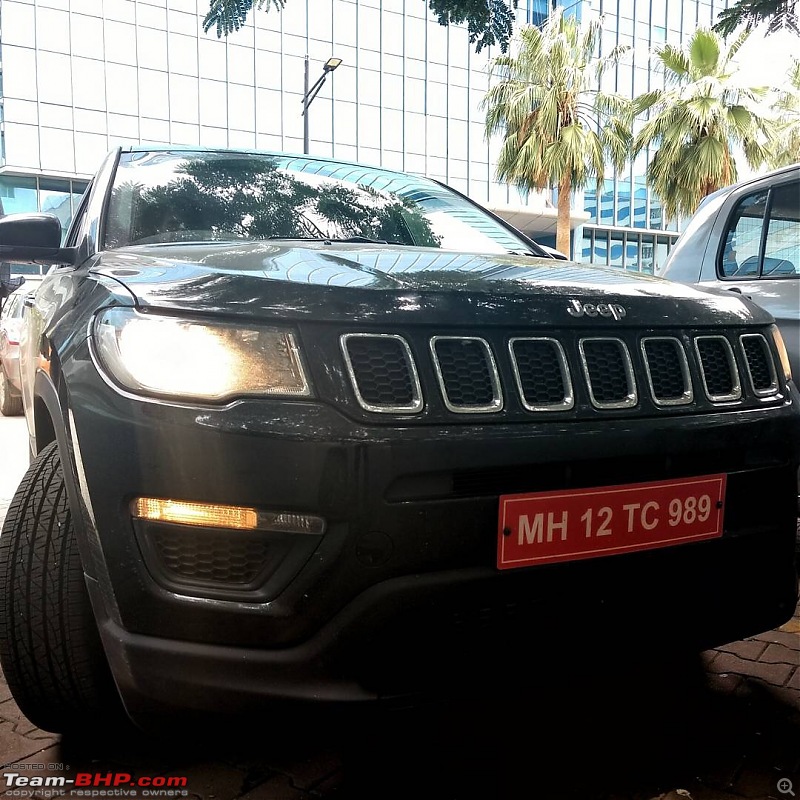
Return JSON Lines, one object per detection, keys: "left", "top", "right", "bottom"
{"left": 203, "top": 0, "right": 283, "bottom": 37}
{"left": 713, "top": 0, "right": 799, "bottom": 37}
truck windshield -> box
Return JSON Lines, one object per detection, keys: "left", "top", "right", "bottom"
{"left": 104, "top": 150, "right": 538, "bottom": 256}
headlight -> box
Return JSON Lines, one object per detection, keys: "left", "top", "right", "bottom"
{"left": 93, "top": 308, "right": 311, "bottom": 402}
{"left": 770, "top": 325, "right": 793, "bottom": 382}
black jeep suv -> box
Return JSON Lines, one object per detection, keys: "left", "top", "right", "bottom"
{"left": 1, "top": 147, "right": 798, "bottom": 733}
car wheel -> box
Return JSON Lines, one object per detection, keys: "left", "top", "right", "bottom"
{"left": 0, "top": 441, "right": 124, "bottom": 733}
{"left": 0, "top": 368, "right": 23, "bottom": 416}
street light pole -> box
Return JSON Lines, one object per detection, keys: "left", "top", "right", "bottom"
{"left": 303, "top": 56, "right": 310, "bottom": 155}
{"left": 301, "top": 56, "right": 342, "bottom": 155}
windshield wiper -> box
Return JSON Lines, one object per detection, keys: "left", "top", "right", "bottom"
{"left": 264, "top": 235, "right": 397, "bottom": 245}
{"left": 326, "top": 235, "right": 391, "bottom": 244}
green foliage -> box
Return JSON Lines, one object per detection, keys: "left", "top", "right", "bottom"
{"left": 713, "top": 0, "right": 799, "bottom": 37}
{"left": 428, "top": 0, "right": 518, "bottom": 53}
{"left": 203, "top": 0, "right": 517, "bottom": 52}
{"left": 631, "top": 27, "right": 778, "bottom": 222}
{"left": 768, "top": 57, "right": 800, "bottom": 167}
{"left": 106, "top": 156, "right": 440, "bottom": 248}
{"left": 482, "top": 7, "right": 632, "bottom": 253}
{"left": 203, "top": 0, "right": 284, "bottom": 37}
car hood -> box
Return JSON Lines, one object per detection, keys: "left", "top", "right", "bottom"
{"left": 90, "top": 241, "right": 772, "bottom": 328}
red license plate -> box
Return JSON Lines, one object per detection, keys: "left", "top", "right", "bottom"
{"left": 497, "top": 474, "right": 726, "bottom": 570}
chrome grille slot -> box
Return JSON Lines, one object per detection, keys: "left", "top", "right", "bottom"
{"left": 341, "top": 334, "right": 423, "bottom": 413}
{"left": 740, "top": 334, "right": 778, "bottom": 395}
{"left": 579, "top": 338, "right": 637, "bottom": 409}
{"left": 694, "top": 336, "right": 741, "bottom": 402}
{"left": 509, "top": 337, "right": 574, "bottom": 411}
{"left": 642, "top": 337, "right": 692, "bottom": 406}
{"left": 430, "top": 336, "right": 503, "bottom": 413}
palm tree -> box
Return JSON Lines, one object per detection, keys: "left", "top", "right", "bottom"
{"left": 713, "top": 0, "right": 798, "bottom": 38}
{"left": 768, "top": 57, "right": 800, "bottom": 167}
{"left": 203, "top": 0, "right": 518, "bottom": 52}
{"left": 632, "top": 28, "right": 777, "bottom": 223}
{"left": 482, "top": 8, "right": 632, "bottom": 257}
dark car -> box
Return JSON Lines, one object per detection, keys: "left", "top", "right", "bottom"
{"left": 1, "top": 147, "right": 798, "bottom": 734}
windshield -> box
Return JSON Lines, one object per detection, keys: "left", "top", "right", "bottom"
{"left": 104, "top": 150, "right": 536, "bottom": 255}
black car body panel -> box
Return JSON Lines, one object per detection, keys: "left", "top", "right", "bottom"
{"left": 8, "top": 147, "right": 800, "bottom": 724}
{"left": 89, "top": 241, "right": 772, "bottom": 328}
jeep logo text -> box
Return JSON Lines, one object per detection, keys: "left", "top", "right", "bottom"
{"left": 566, "top": 299, "right": 627, "bottom": 321}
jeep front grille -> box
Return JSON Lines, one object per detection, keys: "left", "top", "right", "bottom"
{"left": 641, "top": 337, "right": 693, "bottom": 406}
{"left": 341, "top": 334, "right": 423, "bottom": 413}
{"left": 338, "top": 328, "right": 778, "bottom": 419}
{"left": 509, "top": 338, "right": 574, "bottom": 411}
{"left": 740, "top": 334, "right": 778, "bottom": 396}
{"left": 430, "top": 336, "right": 503, "bottom": 413}
{"left": 695, "top": 336, "right": 742, "bottom": 401}
{"left": 579, "top": 338, "right": 637, "bottom": 409}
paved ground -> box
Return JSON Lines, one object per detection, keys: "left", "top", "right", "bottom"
{"left": 0, "top": 414, "right": 798, "bottom": 799}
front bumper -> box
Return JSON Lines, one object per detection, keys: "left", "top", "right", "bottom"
{"left": 92, "top": 528, "right": 797, "bottom": 720}
{"left": 62, "top": 350, "right": 800, "bottom": 714}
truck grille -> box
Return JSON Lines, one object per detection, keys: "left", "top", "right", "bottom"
{"left": 430, "top": 337, "right": 502, "bottom": 413}
{"left": 695, "top": 336, "right": 741, "bottom": 401}
{"left": 509, "top": 338, "right": 574, "bottom": 411}
{"left": 341, "top": 334, "right": 422, "bottom": 413}
{"left": 740, "top": 334, "right": 778, "bottom": 395}
{"left": 579, "top": 338, "right": 637, "bottom": 409}
{"left": 338, "top": 328, "right": 779, "bottom": 418}
{"left": 641, "top": 337, "right": 692, "bottom": 406}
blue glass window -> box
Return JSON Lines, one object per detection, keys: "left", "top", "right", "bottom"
{"left": 581, "top": 231, "right": 592, "bottom": 263}
{"left": 0, "top": 177, "right": 37, "bottom": 216}
{"left": 583, "top": 185, "right": 598, "bottom": 224}
{"left": 617, "top": 178, "right": 632, "bottom": 226}
{"left": 593, "top": 230, "right": 609, "bottom": 265}
{"left": 600, "top": 179, "right": 614, "bottom": 225}
{"left": 625, "top": 236, "right": 639, "bottom": 271}
{"left": 610, "top": 232, "right": 624, "bottom": 267}
{"left": 633, "top": 176, "right": 647, "bottom": 228}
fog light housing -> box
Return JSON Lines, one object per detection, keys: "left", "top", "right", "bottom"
{"left": 131, "top": 499, "right": 327, "bottom": 601}
{"left": 132, "top": 497, "right": 326, "bottom": 535}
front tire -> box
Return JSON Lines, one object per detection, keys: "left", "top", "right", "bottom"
{"left": 0, "top": 368, "right": 23, "bottom": 416}
{"left": 0, "top": 441, "right": 123, "bottom": 733}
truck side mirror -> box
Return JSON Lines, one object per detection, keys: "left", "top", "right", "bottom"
{"left": 0, "top": 213, "right": 78, "bottom": 266}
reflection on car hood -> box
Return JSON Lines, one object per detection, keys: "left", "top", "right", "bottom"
{"left": 90, "top": 240, "right": 773, "bottom": 328}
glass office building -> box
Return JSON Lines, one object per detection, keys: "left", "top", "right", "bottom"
{"left": 0, "top": 0, "right": 727, "bottom": 270}
{"left": 577, "top": 0, "right": 730, "bottom": 272}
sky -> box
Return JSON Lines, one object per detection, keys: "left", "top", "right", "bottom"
{"left": 733, "top": 24, "right": 797, "bottom": 86}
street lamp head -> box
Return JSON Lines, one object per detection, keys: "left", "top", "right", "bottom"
{"left": 324, "top": 57, "right": 342, "bottom": 72}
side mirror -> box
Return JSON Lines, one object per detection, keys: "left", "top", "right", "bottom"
{"left": 0, "top": 213, "right": 78, "bottom": 266}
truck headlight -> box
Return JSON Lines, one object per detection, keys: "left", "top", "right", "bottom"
{"left": 93, "top": 308, "right": 311, "bottom": 402}
{"left": 771, "top": 325, "right": 793, "bottom": 382}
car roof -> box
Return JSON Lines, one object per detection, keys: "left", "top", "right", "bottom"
{"left": 704, "top": 162, "right": 800, "bottom": 201}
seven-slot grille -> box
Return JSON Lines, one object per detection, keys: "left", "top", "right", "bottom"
{"left": 430, "top": 336, "right": 503, "bottom": 413}
{"left": 509, "top": 338, "right": 574, "bottom": 411}
{"left": 740, "top": 334, "right": 778, "bottom": 395}
{"left": 695, "top": 336, "right": 742, "bottom": 401}
{"left": 339, "top": 331, "right": 780, "bottom": 415}
{"left": 341, "top": 334, "right": 422, "bottom": 413}
{"left": 578, "top": 338, "right": 637, "bottom": 409}
{"left": 641, "top": 337, "right": 693, "bottom": 406}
